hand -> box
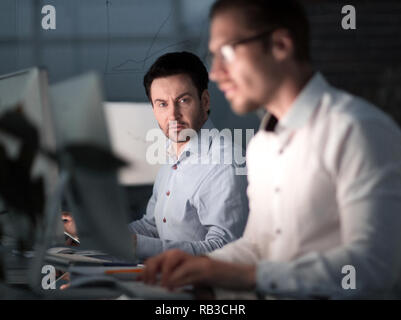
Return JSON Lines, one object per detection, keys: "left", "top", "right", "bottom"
{"left": 59, "top": 272, "right": 71, "bottom": 290}
{"left": 61, "top": 211, "right": 79, "bottom": 246}
{"left": 140, "top": 249, "right": 257, "bottom": 291}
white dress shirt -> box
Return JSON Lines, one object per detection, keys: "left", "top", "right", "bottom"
{"left": 209, "top": 73, "right": 401, "bottom": 299}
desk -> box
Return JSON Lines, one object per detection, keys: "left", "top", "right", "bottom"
{"left": 1, "top": 248, "right": 193, "bottom": 299}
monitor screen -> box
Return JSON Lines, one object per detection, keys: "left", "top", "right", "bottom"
{"left": 104, "top": 102, "right": 165, "bottom": 186}
{"left": 49, "top": 72, "right": 136, "bottom": 263}
{"left": 0, "top": 67, "right": 58, "bottom": 245}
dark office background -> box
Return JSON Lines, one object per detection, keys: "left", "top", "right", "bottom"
{"left": 1, "top": 0, "right": 400, "bottom": 219}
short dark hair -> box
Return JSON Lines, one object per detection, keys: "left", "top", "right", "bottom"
{"left": 210, "top": 0, "right": 310, "bottom": 62}
{"left": 143, "top": 51, "right": 209, "bottom": 101}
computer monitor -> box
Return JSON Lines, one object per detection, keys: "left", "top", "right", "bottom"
{"left": 104, "top": 101, "right": 164, "bottom": 186}
{"left": 0, "top": 67, "right": 59, "bottom": 246}
{"left": 48, "top": 72, "right": 136, "bottom": 263}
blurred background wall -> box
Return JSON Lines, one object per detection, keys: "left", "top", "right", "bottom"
{"left": 2, "top": 0, "right": 399, "bottom": 129}
{"left": 0, "top": 0, "right": 260, "bottom": 133}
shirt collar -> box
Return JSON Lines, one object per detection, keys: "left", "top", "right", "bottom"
{"left": 166, "top": 118, "right": 216, "bottom": 162}
{"left": 260, "top": 72, "right": 329, "bottom": 132}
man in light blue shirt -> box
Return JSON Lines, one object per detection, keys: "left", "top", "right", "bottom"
{"left": 128, "top": 52, "right": 248, "bottom": 260}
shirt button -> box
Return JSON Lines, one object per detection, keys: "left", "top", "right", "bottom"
{"left": 166, "top": 191, "right": 170, "bottom": 196}
{"left": 163, "top": 217, "right": 166, "bottom": 223}
{"left": 270, "top": 282, "right": 277, "bottom": 290}
{"left": 275, "top": 229, "right": 282, "bottom": 235}
{"left": 274, "top": 187, "right": 281, "bottom": 193}
{"left": 278, "top": 149, "right": 284, "bottom": 154}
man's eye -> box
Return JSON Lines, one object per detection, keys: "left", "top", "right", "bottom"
{"left": 179, "top": 98, "right": 188, "bottom": 104}
{"left": 159, "top": 102, "right": 167, "bottom": 107}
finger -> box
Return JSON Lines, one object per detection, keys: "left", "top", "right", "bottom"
{"left": 165, "top": 263, "right": 197, "bottom": 289}
{"left": 160, "top": 250, "right": 188, "bottom": 287}
{"left": 61, "top": 212, "right": 72, "bottom": 220}
{"left": 60, "top": 272, "right": 70, "bottom": 281}
{"left": 142, "top": 254, "right": 165, "bottom": 284}
{"left": 164, "top": 260, "right": 201, "bottom": 289}
{"left": 166, "top": 257, "right": 211, "bottom": 289}
{"left": 62, "top": 216, "right": 71, "bottom": 226}
{"left": 60, "top": 283, "right": 70, "bottom": 290}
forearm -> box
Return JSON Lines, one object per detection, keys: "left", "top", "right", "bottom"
{"left": 256, "top": 238, "right": 401, "bottom": 299}
{"left": 136, "top": 235, "right": 229, "bottom": 261}
{"left": 128, "top": 218, "right": 159, "bottom": 238}
{"left": 208, "top": 237, "right": 260, "bottom": 265}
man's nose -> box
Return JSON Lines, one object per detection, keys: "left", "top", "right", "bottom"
{"left": 168, "top": 103, "right": 181, "bottom": 120}
{"left": 209, "top": 56, "right": 227, "bottom": 83}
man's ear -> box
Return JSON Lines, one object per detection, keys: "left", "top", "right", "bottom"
{"left": 270, "top": 29, "right": 294, "bottom": 62}
{"left": 201, "top": 90, "right": 210, "bottom": 114}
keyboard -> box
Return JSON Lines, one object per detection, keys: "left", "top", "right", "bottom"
{"left": 69, "top": 274, "right": 193, "bottom": 299}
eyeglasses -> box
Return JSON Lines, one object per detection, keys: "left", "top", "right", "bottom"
{"left": 208, "top": 30, "right": 274, "bottom": 67}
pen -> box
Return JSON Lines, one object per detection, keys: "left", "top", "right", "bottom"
{"left": 64, "top": 231, "right": 80, "bottom": 244}
{"left": 105, "top": 268, "right": 143, "bottom": 275}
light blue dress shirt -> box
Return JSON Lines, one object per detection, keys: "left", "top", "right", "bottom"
{"left": 128, "top": 119, "right": 249, "bottom": 260}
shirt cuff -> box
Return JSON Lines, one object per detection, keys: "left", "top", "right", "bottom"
{"left": 136, "top": 234, "right": 164, "bottom": 261}
{"left": 256, "top": 260, "right": 298, "bottom": 297}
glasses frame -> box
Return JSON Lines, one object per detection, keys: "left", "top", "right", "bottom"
{"left": 208, "top": 30, "right": 274, "bottom": 67}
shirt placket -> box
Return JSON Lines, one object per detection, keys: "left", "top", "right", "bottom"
{"left": 159, "top": 161, "right": 179, "bottom": 238}
{"left": 270, "top": 139, "right": 283, "bottom": 243}
{"left": 271, "top": 130, "right": 295, "bottom": 244}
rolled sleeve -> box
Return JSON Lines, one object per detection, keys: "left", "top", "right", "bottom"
{"left": 195, "top": 164, "right": 249, "bottom": 243}
{"left": 128, "top": 185, "right": 159, "bottom": 238}
{"left": 135, "top": 234, "right": 164, "bottom": 259}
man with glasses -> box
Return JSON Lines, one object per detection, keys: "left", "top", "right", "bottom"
{"left": 142, "top": 0, "right": 401, "bottom": 299}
